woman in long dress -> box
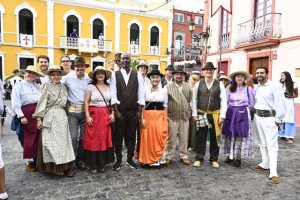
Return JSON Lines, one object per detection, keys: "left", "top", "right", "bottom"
{"left": 11, "top": 65, "right": 43, "bottom": 172}
{"left": 278, "top": 71, "right": 298, "bottom": 143}
{"left": 221, "top": 70, "right": 255, "bottom": 167}
{"left": 33, "top": 65, "right": 75, "bottom": 176}
{"left": 83, "top": 66, "right": 114, "bottom": 173}
{"left": 138, "top": 67, "right": 168, "bottom": 167}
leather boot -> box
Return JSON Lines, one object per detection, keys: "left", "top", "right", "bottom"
{"left": 0, "top": 167, "right": 6, "bottom": 194}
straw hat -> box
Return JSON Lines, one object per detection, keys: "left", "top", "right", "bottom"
{"left": 25, "top": 65, "right": 44, "bottom": 77}
{"left": 45, "top": 65, "right": 67, "bottom": 76}
{"left": 219, "top": 74, "right": 230, "bottom": 81}
{"left": 229, "top": 70, "right": 250, "bottom": 80}
{"left": 88, "top": 66, "right": 112, "bottom": 79}
{"left": 137, "top": 60, "right": 149, "bottom": 70}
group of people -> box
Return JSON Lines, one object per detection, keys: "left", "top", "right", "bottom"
{"left": 0, "top": 51, "right": 297, "bottom": 200}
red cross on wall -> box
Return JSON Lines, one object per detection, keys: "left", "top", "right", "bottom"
{"left": 23, "top": 36, "right": 30, "bottom": 46}
{"left": 152, "top": 47, "right": 157, "bottom": 54}
{"left": 132, "top": 45, "right": 138, "bottom": 54}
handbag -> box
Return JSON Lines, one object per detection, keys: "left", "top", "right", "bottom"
{"left": 195, "top": 85, "right": 212, "bottom": 130}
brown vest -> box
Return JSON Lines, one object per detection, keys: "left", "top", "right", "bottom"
{"left": 197, "top": 79, "right": 221, "bottom": 111}
{"left": 116, "top": 70, "right": 139, "bottom": 112}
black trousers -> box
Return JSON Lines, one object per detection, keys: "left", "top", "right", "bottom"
{"left": 115, "top": 110, "right": 137, "bottom": 161}
{"left": 195, "top": 114, "right": 219, "bottom": 162}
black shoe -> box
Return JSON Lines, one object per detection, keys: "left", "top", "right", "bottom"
{"left": 126, "top": 159, "right": 138, "bottom": 169}
{"left": 233, "top": 159, "right": 241, "bottom": 167}
{"left": 224, "top": 156, "right": 234, "bottom": 163}
{"left": 112, "top": 161, "right": 122, "bottom": 171}
{"left": 77, "top": 162, "right": 86, "bottom": 170}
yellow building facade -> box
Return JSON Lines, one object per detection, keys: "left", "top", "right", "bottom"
{"left": 0, "top": 0, "right": 173, "bottom": 79}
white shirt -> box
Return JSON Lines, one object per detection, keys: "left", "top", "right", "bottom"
{"left": 144, "top": 86, "right": 168, "bottom": 107}
{"left": 110, "top": 68, "right": 145, "bottom": 105}
{"left": 11, "top": 80, "right": 41, "bottom": 118}
{"left": 254, "top": 80, "right": 286, "bottom": 122}
{"left": 192, "top": 79, "right": 227, "bottom": 119}
{"left": 9, "top": 76, "right": 23, "bottom": 87}
{"left": 62, "top": 72, "right": 91, "bottom": 104}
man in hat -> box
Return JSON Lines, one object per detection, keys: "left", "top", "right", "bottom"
{"left": 62, "top": 56, "right": 91, "bottom": 176}
{"left": 191, "top": 62, "right": 227, "bottom": 169}
{"left": 110, "top": 53, "right": 145, "bottom": 170}
{"left": 161, "top": 64, "right": 174, "bottom": 88}
{"left": 165, "top": 65, "right": 193, "bottom": 165}
{"left": 9, "top": 69, "right": 23, "bottom": 88}
{"left": 37, "top": 55, "right": 50, "bottom": 85}
{"left": 251, "top": 67, "right": 285, "bottom": 184}
{"left": 137, "top": 60, "right": 151, "bottom": 88}
{"left": 114, "top": 53, "right": 122, "bottom": 70}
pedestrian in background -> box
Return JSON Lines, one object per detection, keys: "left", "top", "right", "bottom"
{"left": 251, "top": 67, "right": 286, "bottom": 184}
{"left": 221, "top": 70, "right": 255, "bottom": 167}
{"left": 138, "top": 67, "right": 168, "bottom": 167}
{"left": 8, "top": 69, "right": 23, "bottom": 88}
{"left": 219, "top": 74, "right": 230, "bottom": 88}
{"left": 11, "top": 65, "right": 43, "bottom": 172}
{"left": 161, "top": 64, "right": 174, "bottom": 88}
{"left": 83, "top": 66, "right": 114, "bottom": 173}
{"left": 278, "top": 71, "right": 298, "bottom": 144}
{"left": 33, "top": 65, "right": 75, "bottom": 177}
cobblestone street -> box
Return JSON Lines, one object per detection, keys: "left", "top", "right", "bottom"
{"left": 1, "top": 111, "right": 299, "bottom": 200}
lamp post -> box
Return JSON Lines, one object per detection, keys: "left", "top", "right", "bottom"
{"left": 188, "top": 20, "right": 210, "bottom": 68}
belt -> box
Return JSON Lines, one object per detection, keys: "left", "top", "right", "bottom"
{"left": 255, "top": 109, "right": 276, "bottom": 118}
{"left": 67, "top": 102, "right": 84, "bottom": 113}
{"left": 145, "top": 102, "right": 164, "bottom": 110}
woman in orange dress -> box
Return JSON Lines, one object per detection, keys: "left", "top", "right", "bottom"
{"left": 138, "top": 67, "right": 168, "bottom": 167}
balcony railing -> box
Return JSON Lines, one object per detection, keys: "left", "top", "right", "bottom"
{"left": 60, "top": 37, "right": 112, "bottom": 52}
{"left": 236, "top": 13, "right": 282, "bottom": 45}
{"left": 220, "top": 33, "right": 230, "bottom": 50}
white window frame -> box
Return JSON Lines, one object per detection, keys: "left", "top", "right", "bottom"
{"left": 195, "top": 16, "right": 203, "bottom": 26}
{"left": 14, "top": 2, "right": 37, "bottom": 45}
{"left": 148, "top": 60, "right": 160, "bottom": 71}
{"left": 175, "top": 13, "right": 184, "bottom": 22}
{"left": 91, "top": 55, "right": 106, "bottom": 70}
{"left": 63, "top": 10, "right": 83, "bottom": 38}
{"left": 0, "top": 4, "right": 5, "bottom": 44}
{"left": 127, "top": 19, "right": 143, "bottom": 54}
{"left": 16, "top": 51, "right": 36, "bottom": 70}
{"left": 148, "top": 22, "right": 162, "bottom": 55}
{"left": 89, "top": 13, "right": 107, "bottom": 39}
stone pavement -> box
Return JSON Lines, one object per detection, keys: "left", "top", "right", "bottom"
{"left": 1, "top": 112, "right": 300, "bottom": 199}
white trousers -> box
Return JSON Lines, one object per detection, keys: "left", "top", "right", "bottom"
{"left": 254, "top": 115, "right": 279, "bottom": 178}
{"left": 166, "top": 118, "right": 189, "bottom": 160}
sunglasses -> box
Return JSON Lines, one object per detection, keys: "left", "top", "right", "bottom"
{"left": 121, "top": 57, "right": 130, "bottom": 61}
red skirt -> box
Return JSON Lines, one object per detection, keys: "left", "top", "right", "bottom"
{"left": 83, "top": 106, "right": 113, "bottom": 151}
{"left": 22, "top": 103, "right": 39, "bottom": 159}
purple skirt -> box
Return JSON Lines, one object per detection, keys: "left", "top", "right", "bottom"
{"left": 222, "top": 106, "right": 249, "bottom": 138}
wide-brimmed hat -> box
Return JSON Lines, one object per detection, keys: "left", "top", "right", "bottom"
{"left": 25, "top": 65, "right": 44, "bottom": 77}
{"left": 137, "top": 60, "right": 149, "bottom": 70}
{"left": 172, "top": 65, "right": 187, "bottom": 75}
{"left": 73, "top": 56, "right": 90, "bottom": 68}
{"left": 88, "top": 66, "right": 112, "bottom": 79}
{"left": 229, "top": 70, "right": 250, "bottom": 80}
{"left": 165, "top": 64, "right": 174, "bottom": 71}
{"left": 147, "top": 68, "right": 163, "bottom": 78}
{"left": 114, "top": 53, "right": 122, "bottom": 61}
{"left": 13, "top": 69, "right": 20, "bottom": 74}
{"left": 201, "top": 62, "right": 217, "bottom": 70}
{"left": 45, "top": 65, "right": 67, "bottom": 76}
{"left": 219, "top": 74, "right": 230, "bottom": 81}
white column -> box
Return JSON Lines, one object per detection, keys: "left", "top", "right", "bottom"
{"left": 114, "top": 11, "right": 121, "bottom": 52}
{"left": 167, "top": 17, "right": 173, "bottom": 64}
{"left": 47, "top": 0, "right": 54, "bottom": 64}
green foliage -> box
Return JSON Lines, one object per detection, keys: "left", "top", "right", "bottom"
{"left": 131, "top": 59, "right": 139, "bottom": 70}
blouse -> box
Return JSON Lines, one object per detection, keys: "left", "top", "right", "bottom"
{"left": 86, "top": 84, "right": 111, "bottom": 107}
{"left": 144, "top": 86, "right": 168, "bottom": 108}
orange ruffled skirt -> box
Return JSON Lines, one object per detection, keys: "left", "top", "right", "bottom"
{"left": 138, "top": 109, "right": 168, "bottom": 164}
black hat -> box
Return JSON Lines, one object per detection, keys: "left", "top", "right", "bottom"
{"left": 73, "top": 56, "right": 90, "bottom": 67}
{"left": 165, "top": 64, "right": 174, "bottom": 71}
{"left": 147, "top": 68, "right": 163, "bottom": 78}
{"left": 201, "top": 62, "right": 217, "bottom": 70}
{"left": 13, "top": 69, "right": 20, "bottom": 74}
{"left": 172, "top": 65, "right": 187, "bottom": 75}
